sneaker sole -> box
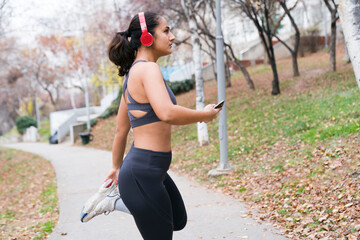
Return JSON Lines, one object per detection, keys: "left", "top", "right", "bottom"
{"left": 80, "top": 206, "right": 88, "bottom": 223}
{"left": 80, "top": 179, "right": 115, "bottom": 223}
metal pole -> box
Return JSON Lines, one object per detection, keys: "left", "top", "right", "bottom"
{"left": 81, "top": 28, "right": 91, "bottom": 132}
{"left": 209, "top": 0, "right": 231, "bottom": 176}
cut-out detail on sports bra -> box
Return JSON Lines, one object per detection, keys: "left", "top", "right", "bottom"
{"left": 122, "top": 60, "right": 177, "bottom": 128}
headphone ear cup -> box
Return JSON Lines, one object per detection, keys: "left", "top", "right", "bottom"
{"left": 140, "top": 32, "right": 153, "bottom": 47}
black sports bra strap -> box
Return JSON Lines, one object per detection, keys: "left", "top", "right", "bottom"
{"left": 122, "top": 60, "right": 147, "bottom": 97}
{"left": 132, "top": 59, "right": 147, "bottom": 65}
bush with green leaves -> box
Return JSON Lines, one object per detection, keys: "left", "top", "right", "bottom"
{"left": 167, "top": 79, "right": 195, "bottom": 95}
{"left": 90, "top": 118, "right": 98, "bottom": 127}
{"left": 98, "top": 89, "right": 122, "bottom": 119}
{"left": 15, "top": 116, "right": 37, "bottom": 134}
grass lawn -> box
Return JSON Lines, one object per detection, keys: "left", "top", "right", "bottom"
{"left": 0, "top": 147, "right": 58, "bottom": 239}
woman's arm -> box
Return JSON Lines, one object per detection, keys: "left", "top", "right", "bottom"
{"left": 105, "top": 94, "right": 131, "bottom": 185}
{"left": 142, "top": 62, "right": 221, "bottom": 125}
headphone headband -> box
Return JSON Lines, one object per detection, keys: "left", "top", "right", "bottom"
{"left": 139, "top": 12, "right": 148, "bottom": 33}
{"left": 138, "top": 12, "right": 153, "bottom": 47}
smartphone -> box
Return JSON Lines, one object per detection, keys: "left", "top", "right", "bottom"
{"left": 214, "top": 100, "right": 225, "bottom": 109}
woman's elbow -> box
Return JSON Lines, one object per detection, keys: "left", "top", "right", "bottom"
{"left": 158, "top": 109, "right": 175, "bottom": 124}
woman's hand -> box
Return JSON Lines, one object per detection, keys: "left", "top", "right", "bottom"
{"left": 104, "top": 168, "right": 119, "bottom": 186}
{"left": 203, "top": 104, "right": 222, "bottom": 123}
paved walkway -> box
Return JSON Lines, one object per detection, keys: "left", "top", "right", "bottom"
{"left": 2, "top": 143, "right": 287, "bottom": 240}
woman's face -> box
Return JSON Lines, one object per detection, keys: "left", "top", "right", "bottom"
{"left": 152, "top": 17, "right": 175, "bottom": 56}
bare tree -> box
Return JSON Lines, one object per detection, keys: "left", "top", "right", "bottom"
{"left": 181, "top": 0, "right": 210, "bottom": 146}
{"left": 0, "top": 67, "right": 22, "bottom": 135}
{"left": 275, "top": 0, "right": 301, "bottom": 77}
{"left": 323, "top": 0, "right": 339, "bottom": 71}
{"left": 194, "top": 0, "right": 255, "bottom": 89}
{"left": 25, "top": 40, "right": 66, "bottom": 110}
{"left": 0, "top": 0, "right": 9, "bottom": 63}
{"left": 232, "top": 0, "right": 281, "bottom": 95}
{"left": 0, "top": 0, "right": 8, "bottom": 26}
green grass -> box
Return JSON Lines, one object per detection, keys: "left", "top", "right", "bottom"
{"left": 173, "top": 68, "right": 360, "bottom": 174}
{"left": 227, "top": 70, "right": 359, "bottom": 148}
{"left": 278, "top": 209, "right": 287, "bottom": 215}
{"left": 33, "top": 220, "right": 57, "bottom": 239}
{"left": 39, "top": 182, "right": 58, "bottom": 215}
{"left": 0, "top": 210, "right": 17, "bottom": 221}
{"left": 38, "top": 120, "right": 51, "bottom": 141}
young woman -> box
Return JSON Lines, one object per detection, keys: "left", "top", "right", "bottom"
{"left": 80, "top": 12, "right": 221, "bottom": 240}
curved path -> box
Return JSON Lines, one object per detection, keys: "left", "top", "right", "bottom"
{"left": 2, "top": 142, "right": 287, "bottom": 240}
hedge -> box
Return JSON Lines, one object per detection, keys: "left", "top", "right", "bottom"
{"left": 167, "top": 79, "right": 195, "bottom": 95}
{"left": 15, "top": 116, "right": 37, "bottom": 134}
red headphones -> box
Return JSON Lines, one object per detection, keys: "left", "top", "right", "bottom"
{"left": 139, "top": 12, "right": 153, "bottom": 47}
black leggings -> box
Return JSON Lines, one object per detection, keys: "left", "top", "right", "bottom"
{"left": 118, "top": 144, "right": 187, "bottom": 240}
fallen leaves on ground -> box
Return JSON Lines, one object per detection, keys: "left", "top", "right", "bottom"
{"left": 172, "top": 135, "right": 360, "bottom": 239}
{"left": 0, "top": 148, "right": 58, "bottom": 239}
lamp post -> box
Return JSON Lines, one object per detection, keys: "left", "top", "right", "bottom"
{"left": 208, "top": 0, "right": 231, "bottom": 176}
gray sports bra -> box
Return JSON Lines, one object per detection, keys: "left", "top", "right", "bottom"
{"left": 122, "top": 60, "right": 177, "bottom": 128}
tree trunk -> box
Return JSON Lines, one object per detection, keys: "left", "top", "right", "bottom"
{"left": 266, "top": 32, "right": 280, "bottom": 95}
{"left": 192, "top": 23, "right": 209, "bottom": 146}
{"left": 182, "top": 0, "right": 209, "bottom": 146}
{"left": 270, "top": 59, "right": 281, "bottom": 95}
{"left": 45, "top": 88, "right": 57, "bottom": 110}
{"left": 225, "top": 54, "right": 231, "bottom": 87}
{"left": 293, "top": 31, "right": 301, "bottom": 76}
{"left": 343, "top": 42, "right": 350, "bottom": 62}
{"left": 281, "top": 0, "right": 301, "bottom": 77}
{"left": 262, "top": 40, "right": 270, "bottom": 64}
{"left": 268, "top": 38, "right": 280, "bottom": 95}
{"left": 70, "top": 89, "right": 77, "bottom": 109}
{"left": 192, "top": 28, "right": 209, "bottom": 146}
{"left": 225, "top": 44, "right": 255, "bottom": 90}
{"left": 329, "top": 11, "right": 337, "bottom": 71}
{"left": 225, "top": 63, "right": 231, "bottom": 87}
{"left": 292, "top": 51, "right": 300, "bottom": 77}
{"left": 337, "top": 0, "right": 360, "bottom": 91}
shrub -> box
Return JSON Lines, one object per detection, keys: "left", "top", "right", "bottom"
{"left": 98, "top": 105, "right": 119, "bottom": 119}
{"left": 15, "top": 116, "right": 37, "bottom": 134}
{"left": 90, "top": 118, "right": 98, "bottom": 127}
{"left": 98, "top": 89, "right": 122, "bottom": 119}
{"left": 167, "top": 79, "right": 195, "bottom": 95}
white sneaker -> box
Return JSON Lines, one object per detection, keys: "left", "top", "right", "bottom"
{"left": 80, "top": 179, "right": 120, "bottom": 223}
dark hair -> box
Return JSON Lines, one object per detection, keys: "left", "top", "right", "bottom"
{"left": 108, "top": 12, "right": 161, "bottom": 76}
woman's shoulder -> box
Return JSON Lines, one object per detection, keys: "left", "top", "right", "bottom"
{"left": 141, "top": 61, "right": 160, "bottom": 71}
{"left": 134, "top": 61, "right": 162, "bottom": 78}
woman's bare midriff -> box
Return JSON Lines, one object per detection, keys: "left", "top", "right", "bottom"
{"left": 132, "top": 121, "right": 172, "bottom": 152}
